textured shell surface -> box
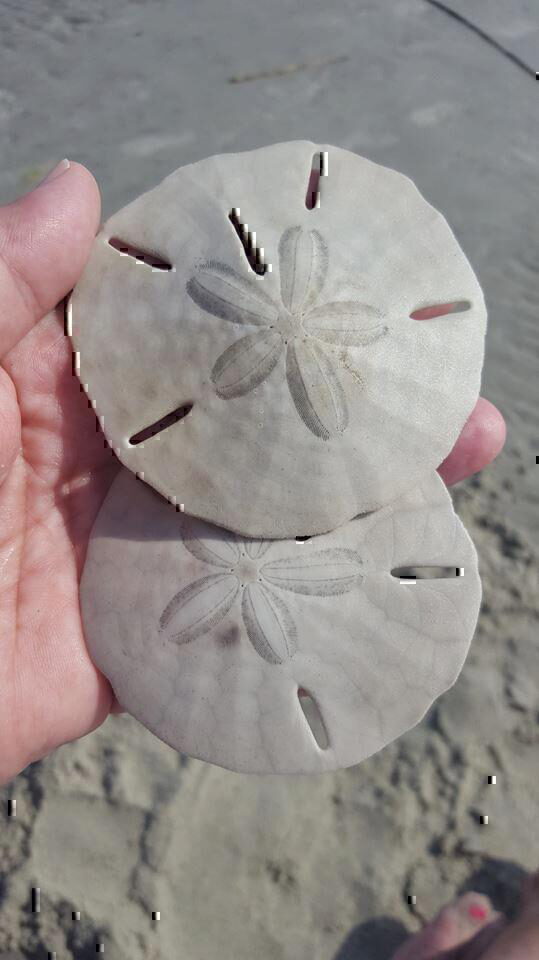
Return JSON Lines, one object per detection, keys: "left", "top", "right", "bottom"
{"left": 80, "top": 468, "right": 482, "bottom": 775}
{"left": 68, "top": 140, "right": 487, "bottom": 538}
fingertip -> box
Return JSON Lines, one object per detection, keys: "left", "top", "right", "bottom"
{"left": 28, "top": 159, "right": 102, "bottom": 240}
{"left": 438, "top": 397, "right": 506, "bottom": 486}
{"left": 66, "top": 160, "right": 102, "bottom": 227}
{"left": 474, "top": 396, "right": 507, "bottom": 454}
{"left": 11, "top": 159, "right": 101, "bottom": 229}
{"left": 466, "top": 397, "right": 507, "bottom": 479}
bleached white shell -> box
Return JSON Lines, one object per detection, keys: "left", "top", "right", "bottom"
{"left": 68, "top": 140, "right": 487, "bottom": 538}
{"left": 80, "top": 469, "right": 481, "bottom": 775}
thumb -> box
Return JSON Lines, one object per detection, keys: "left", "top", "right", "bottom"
{"left": 0, "top": 159, "right": 101, "bottom": 360}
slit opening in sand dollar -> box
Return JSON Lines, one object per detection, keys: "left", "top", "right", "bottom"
{"left": 107, "top": 236, "right": 174, "bottom": 271}
{"left": 410, "top": 300, "right": 471, "bottom": 320}
{"left": 228, "top": 208, "right": 268, "bottom": 275}
{"left": 295, "top": 535, "right": 312, "bottom": 544}
{"left": 305, "top": 150, "right": 328, "bottom": 210}
{"left": 392, "top": 566, "right": 464, "bottom": 583}
{"left": 297, "top": 687, "right": 329, "bottom": 749}
{"left": 129, "top": 403, "right": 193, "bottom": 446}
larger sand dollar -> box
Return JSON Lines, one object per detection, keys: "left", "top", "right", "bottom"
{"left": 68, "top": 140, "right": 487, "bottom": 538}
{"left": 80, "top": 469, "right": 481, "bottom": 775}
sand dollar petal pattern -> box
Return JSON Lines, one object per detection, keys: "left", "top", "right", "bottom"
{"left": 211, "top": 329, "right": 283, "bottom": 399}
{"left": 261, "top": 548, "right": 364, "bottom": 596}
{"left": 241, "top": 583, "right": 297, "bottom": 665}
{"left": 286, "top": 339, "right": 349, "bottom": 440}
{"left": 80, "top": 468, "right": 481, "bottom": 775}
{"left": 159, "top": 574, "right": 240, "bottom": 645}
{"left": 186, "top": 261, "right": 278, "bottom": 326}
{"left": 278, "top": 225, "right": 329, "bottom": 314}
{"left": 303, "top": 301, "right": 389, "bottom": 348}
{"left": 69, "top": 140, "right": 487, "bottom": 538}
{"left": 245, "top": 538, "right": 272, "bottom": 561}
{"left": 181, "top": 517, "right": 240, "bottom": 567}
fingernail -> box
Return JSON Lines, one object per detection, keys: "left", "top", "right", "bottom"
{"left": 469, "top": 904, "right": 488, "bottom": 921}
{"left": 38, "top": 158, "right": 70, "bottom": 186}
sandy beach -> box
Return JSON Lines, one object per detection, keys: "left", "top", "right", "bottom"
{"left": 0, "top": 1, "right": 537, "bottom": 957}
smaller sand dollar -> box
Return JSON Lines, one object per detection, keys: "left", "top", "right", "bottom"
{"left": 80, "top": 469, "right": 481, "bottom": 775}
{"left": 68, "top": 140, "right": 487, "bottom": 538}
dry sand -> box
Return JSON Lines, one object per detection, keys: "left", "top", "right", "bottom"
{"left": 0, "top": 1, "right": 537, "bottom": 958}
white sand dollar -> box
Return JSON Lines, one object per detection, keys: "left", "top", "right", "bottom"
{"left": 68, "top": 140, "right": 487, "bottom": 538}
{"left": 80, "top": 469, "right": 482, "bottom": 775}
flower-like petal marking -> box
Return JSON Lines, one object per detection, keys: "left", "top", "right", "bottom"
{"left": 186, "top": 229, "right": 387, "bottom": 441}
{"left": 211, "top": 329, "right": 282, "bottom": 399}
{"left": 182, "top": 518, "right": 241, "bottom": 567}
{"left": 261, "top": 548, "right": 363, "bottom": 595}
{"left": 245, "top": 538, "right": 272, "bottom": 560}
{"left": 186, "top": 260, "right": 278, "bottom": 326}
{"left": 159, "top": 574, "right": 240, "bottom": 644}
{"left": 241, "top": 582, "right": 297, "bottom": 665}
{"left": 303, "top": 301, "right": 389, "bottom": 348}
{"left": 286, "top": 339, "right": 349, "bottom": 441}
{"left": 278, "top": 226, "right": 329, "bottom": 314}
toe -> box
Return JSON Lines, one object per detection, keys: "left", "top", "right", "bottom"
{"left": 428, "top": 893, "right": 495, "bottom": 951}
{"left": 392, "top": 892, "right": 497, "bottom": 960}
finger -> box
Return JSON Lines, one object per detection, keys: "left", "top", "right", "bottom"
{"left": 438, "top": 397, "right": 506, "bottom": 486}
{"left": 0, "top": 160, "right": 101, "bottom": 360}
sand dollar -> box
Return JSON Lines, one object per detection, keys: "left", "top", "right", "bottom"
{"left": 68, "top": 140, "right": 487, "bottom": 538}
{"left": 80, "top": 469, "right": 481, "bottom": 775}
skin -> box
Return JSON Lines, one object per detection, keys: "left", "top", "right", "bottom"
{"left": 0, "top": 162, "right": 507, "bottom": 786}
{"left": 391, "top": 870, "right": 539, "bottom": 958}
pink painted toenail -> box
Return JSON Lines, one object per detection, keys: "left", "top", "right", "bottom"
{"left": 469, "top": 904, "right": 488, "bottom": 920}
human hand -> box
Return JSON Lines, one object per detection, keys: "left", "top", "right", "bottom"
{"left": 0, "top": 160, "right": 121, "bottom": 786}
{"left": 0, "top": 163, "right": 506, "bottom": 785}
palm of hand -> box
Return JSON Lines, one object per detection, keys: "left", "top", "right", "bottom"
{"left": 0, "top": 304, "right": 120, "bottom": 781}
